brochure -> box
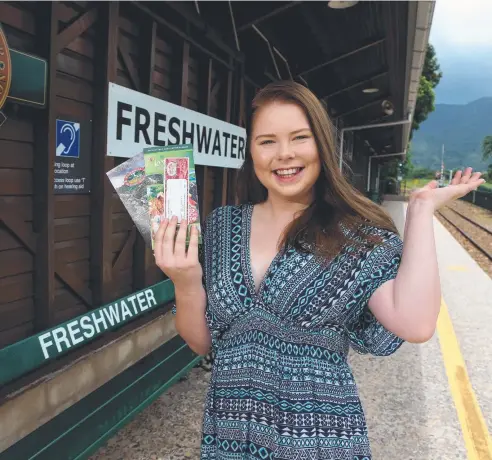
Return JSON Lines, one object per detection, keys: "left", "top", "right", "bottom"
{"left": 144, "top": 144, "right": 202, "bottom": 248}
{"left": 106, "top": 143, "right": 202, "bottom": 252}
{"left": 106, "top": 151, "right": 153, "bottom": 248}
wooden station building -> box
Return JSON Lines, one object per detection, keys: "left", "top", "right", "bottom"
{"left": 0, "top": 1, "right": 433, "bottom": 458}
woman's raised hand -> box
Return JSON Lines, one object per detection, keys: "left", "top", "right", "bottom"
{"left": 154, "top": 216, "right": 203, "bottom": 290}
{"left": 409, "top": 167, "right": 485, "bottom": 211}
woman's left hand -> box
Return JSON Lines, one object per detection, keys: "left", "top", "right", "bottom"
{"left": 409, "top": 167, "right": 485, "bottom": 211}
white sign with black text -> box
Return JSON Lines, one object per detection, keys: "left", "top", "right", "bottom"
{"left": 107, "top": 83, "right": 246, "bottom": 169}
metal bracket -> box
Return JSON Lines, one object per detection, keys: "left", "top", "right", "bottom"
{"left": 339, "top": 118, "right": 411, "bottom": 170}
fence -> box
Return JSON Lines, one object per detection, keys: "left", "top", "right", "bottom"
{"left": 460, "top": 189, "right": 492, "bottom": 211}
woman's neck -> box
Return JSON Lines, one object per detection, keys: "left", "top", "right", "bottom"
{"left": 258, "top": 194, "right": 312, "bottom": 222}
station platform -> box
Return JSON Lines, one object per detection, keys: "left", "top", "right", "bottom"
{"left": 89, "top": 200, "right": 492, "bottom": 460}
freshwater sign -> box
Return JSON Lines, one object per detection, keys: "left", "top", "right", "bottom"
{"left": 106, "top": 83, "right": 246, "bottom": 169}
{"left": 0, "top": 280, "right": 175, "bottom": 386}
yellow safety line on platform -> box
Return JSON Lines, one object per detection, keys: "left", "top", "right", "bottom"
{"left": 437, "top": 298, "right": 492, "bottom": 460}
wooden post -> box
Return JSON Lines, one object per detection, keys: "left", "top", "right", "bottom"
{"left": 133, "top": 17, "right": 157, "bottom": 291}
{"left": 222, "top": 64, "right": 234, "bottom": 206}
{"left": 181, "top": 41, "right": 190, "bottom": 107}
{"left": 33, "top": 2, "right": 58, "bottom": 330}
{"left": 201, "top": 58, "right": 213, "bottom": 216}
{"left": 90, "top": 2, "right": 119, "bottom": 305}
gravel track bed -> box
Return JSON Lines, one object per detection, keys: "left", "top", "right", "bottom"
{"left": 436, "top": 200, "right": 492, "bottom": 278}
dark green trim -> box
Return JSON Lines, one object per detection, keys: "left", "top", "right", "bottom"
{"left": 0, "top": 280, "right": 175, "bottom": 386}
{"left": 1, "top": 335, "right": 201, "bottom": 460}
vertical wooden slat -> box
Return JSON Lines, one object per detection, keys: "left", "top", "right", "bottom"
{"left": 90, "top": 2, "right": 119, "bottom": 305}
{"left": 133, "top": 17, "right": 157, "bottom": 291}
{"left": 235, "top": 65, "right": 247, "bottom": 205}
{"left": 33, "top": 3, "right": 58, "bottom": 330}
{"left": 202, "top": 58, "right": 213, "bottom": 216}
{"left": 181, "top": 41, "right": 190, "bottom": 107}
{"left": 222, "top": 66, "right": 234, "bottom": 206}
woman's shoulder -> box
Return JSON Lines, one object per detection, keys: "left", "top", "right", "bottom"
{"left": 358, "top": 222, "right": 401, "bottom": 243}
{"left": 340, "top": 220, "right": 402, "bottom": 260}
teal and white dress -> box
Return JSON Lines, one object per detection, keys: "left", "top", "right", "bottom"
{"left": 196, "top": 204, "right": 404, "bottom": 459}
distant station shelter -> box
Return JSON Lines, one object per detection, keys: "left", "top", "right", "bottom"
{"left": 0, "top": 2, "right": 433, "bottom": 458}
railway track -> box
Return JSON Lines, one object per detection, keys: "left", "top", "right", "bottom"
{"left": 437, "top": 206, "right": 492, "bottom": 261}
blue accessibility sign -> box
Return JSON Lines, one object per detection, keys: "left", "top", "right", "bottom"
{"left": 56, "top": 119, "right": 80, "bottom": 158}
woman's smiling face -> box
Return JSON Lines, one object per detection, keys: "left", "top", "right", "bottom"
{"left": 250, "top": 100, "right": 321, "bottom": 204}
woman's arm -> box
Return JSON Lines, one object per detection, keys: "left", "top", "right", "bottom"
{"left": 368, "top": 168, "right": 485, "bottom": 343}
{"left": 154, "top": 216, "right": 212, "bottom": 355}
{"left": 368, "top": 198, "right": 440, "bottom": 342}
{"left": 174, "top": 284, "right": 211, "bottom": 355}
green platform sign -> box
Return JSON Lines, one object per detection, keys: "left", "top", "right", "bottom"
{"left": 7, "top": 48, "right": 47, "bottom": 108}
{"left": 0, "top": 280, "right": 175, "bottom": 386}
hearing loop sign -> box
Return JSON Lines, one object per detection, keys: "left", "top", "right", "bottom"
{"left": 53, "top": 116, "right": 92, "bottom": 194}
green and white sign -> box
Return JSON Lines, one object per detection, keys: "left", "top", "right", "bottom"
{"left": 0, "top": 280, "right": 175, "bottom": 386}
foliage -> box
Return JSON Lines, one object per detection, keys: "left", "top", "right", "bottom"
{"left": 411, "top": 44, "right": 442, "bottom": 135}
{"left": 408, "top": 166, "right": 435, "bottom": 179}
{"left": 422, "top": 43, "right": 443, "bottom": 85}
{"left": 401, "top": 145, "right": 414, "bottom": 178}
{"left": 485, "top": 164, "right": 492, "bottom": 182}
{"left": 482, "top": 135, "right": 492, "bottom": 161}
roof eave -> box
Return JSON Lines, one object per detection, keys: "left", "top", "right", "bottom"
{"left": 401, "top": 0, "right": 435, "bottom": 152}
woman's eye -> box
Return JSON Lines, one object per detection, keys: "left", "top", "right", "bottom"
{"left": 294, "top": 135, "right": 309, "bottom": 141}
{"left": 260, "top": 139, "right": 274, "bottom": 145}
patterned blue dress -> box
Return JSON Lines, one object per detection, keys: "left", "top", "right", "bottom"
{"left": 199, "top": 204, "right": 404, "bottom": 459}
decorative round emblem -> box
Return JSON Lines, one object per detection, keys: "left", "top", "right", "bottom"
{"left": 0, "top": 26, "right": 12, "bottom": 111}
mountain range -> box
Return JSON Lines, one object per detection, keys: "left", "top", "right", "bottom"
{"left": 411, "top": 97, "right": 492, "bottom": 172}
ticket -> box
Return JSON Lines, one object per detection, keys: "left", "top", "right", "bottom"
{"left": 164, "top": 157, "right": 189, "bottom": 223}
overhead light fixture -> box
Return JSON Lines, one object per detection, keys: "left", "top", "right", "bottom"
{"left": 381, "top": 100, "right": 394, "bottom": 116}
{"left": 362, "top": 87, "right": 379, "bottom": 94}
{"left": 327, "top": 1, "right": 359, "bottom": 9}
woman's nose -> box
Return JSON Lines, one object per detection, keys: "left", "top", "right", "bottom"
{"left": 276, "top": 142, "right": 295, "bottom": 160}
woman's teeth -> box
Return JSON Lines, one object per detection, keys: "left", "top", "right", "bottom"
{"left": 274, "top": 168, "right": 302, "bottom": 177}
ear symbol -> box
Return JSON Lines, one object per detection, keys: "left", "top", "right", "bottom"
{"left": 61, "top": 123, "right": 76, "bottom": 153}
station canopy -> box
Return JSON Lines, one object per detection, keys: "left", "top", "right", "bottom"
{"left": 143, "top": 1, "right": 434, "bottom": 160}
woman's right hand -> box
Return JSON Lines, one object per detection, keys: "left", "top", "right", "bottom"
{"left": 154, "top": 216, "right": 203, "bottom": 290}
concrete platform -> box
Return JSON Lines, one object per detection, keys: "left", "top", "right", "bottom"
{"left": 89, "top": 201, "right": 492, "bottom": 460}
{"left": 353, "top": 200, "right": 492, "bottom": 459}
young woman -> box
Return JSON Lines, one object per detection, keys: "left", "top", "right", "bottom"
{"left": 154, "top": 81, "right": 484, "bottom": 459}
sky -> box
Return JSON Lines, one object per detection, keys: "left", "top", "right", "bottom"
{"left": 429, "top": 0, "right": 492, "bottom": 105}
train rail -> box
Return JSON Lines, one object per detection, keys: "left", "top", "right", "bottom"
{"left": 437, "top": 206, "right": 492, "bottom": 261}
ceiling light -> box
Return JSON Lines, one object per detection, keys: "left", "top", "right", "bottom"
{"left": 327, "top": 1, "right": 359, "bottom": 9}
{"left": 362, "top": 87, "right": 379, "bottom": 94}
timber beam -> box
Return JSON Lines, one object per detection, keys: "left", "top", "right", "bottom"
{"left": 236, "top": 2, "right": 303, "bottom": 32}
{"left": 323, "top": 69, "right": 389, "bottom": 100}
{"left": 297, "top": 37, "right": 386, "bottom": 77}
{"left": 90, "top": 2, "right": 119, "bottom": 305}
{"left": 33, "top": 3, "right": 58, "bottom": 330}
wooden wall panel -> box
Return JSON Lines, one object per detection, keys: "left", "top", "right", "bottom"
{"left": 49, "top": 1, "right": 97, "bottom": 321}
{"left": 0, "top": 0, "right": 247, "bottom": 350}
{"left": 0, "top": 3, "right": 37, "bottom": 346}
{"left": 109, "top": 3, "right": 144, "bottom": 298}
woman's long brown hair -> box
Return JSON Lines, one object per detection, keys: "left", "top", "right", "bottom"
{"left": 236, "top": 80, "right": 399, "bottom": 259}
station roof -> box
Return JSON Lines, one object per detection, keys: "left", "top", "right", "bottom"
{"left": 148, "top": 1, "right": 434, "bottom": 160}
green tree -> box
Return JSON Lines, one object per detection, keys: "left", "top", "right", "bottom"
{"left": 401, "top": 145, "right": 414, "bottom": 178}
{"left": 411, "top": 44, "right": 443, "bottom": 135}
{"left": 482, "top": 135, "right": 492, "bottom": 161}
{"left": 483, "top": 136, "right": 492, "bottom": 181}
